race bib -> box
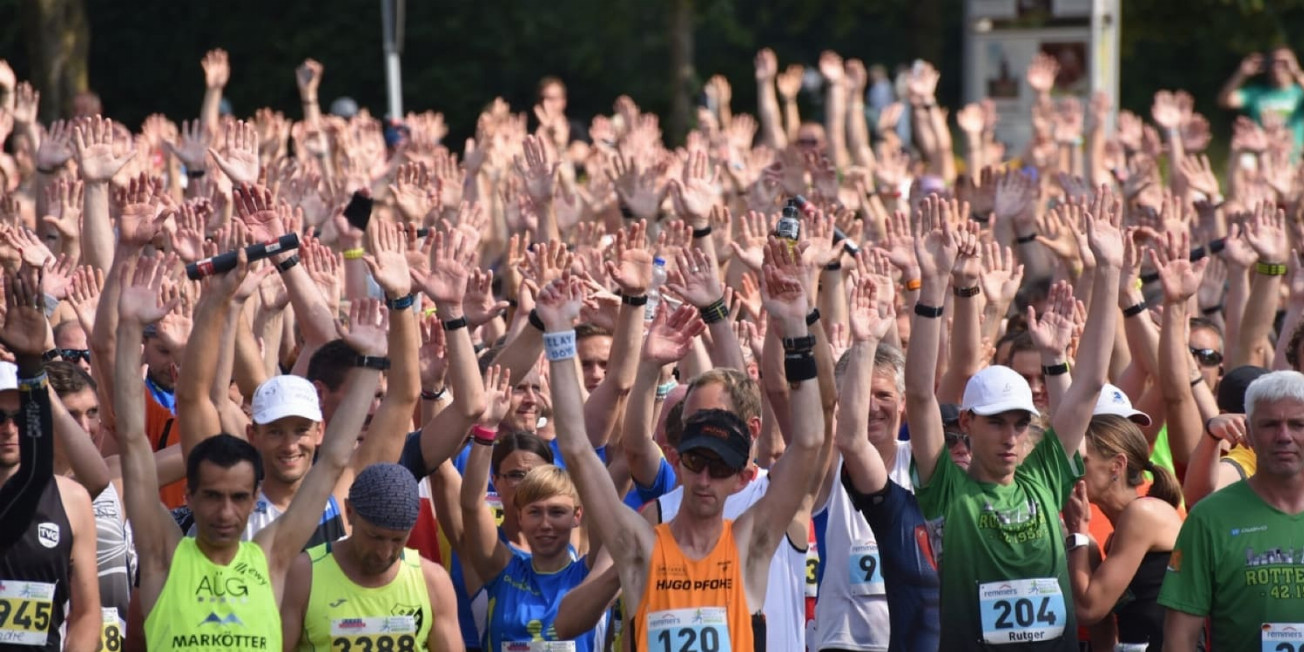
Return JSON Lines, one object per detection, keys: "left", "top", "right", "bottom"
{"left": 848, "top": 544, "right": 884, "bottom": 596}
{"left": 487, "top": 493, "right": 505, "bottom": 527}
{"left": 330, "top": 615, "right": 418, "bottom": 652}
{"left": 1114, "top": 644, "right": 1148, "bottom": 652}
{"left": 977, "top": 578, "right": 1066, "bottom": 645}
{"left": 99, "top": 607, "right": 124, "bottom": 652}
{"left": 0, "top": 580, "right": 56, "bottom": 646}
{"left": 501, "top": 642, "right": 576, "bottom": 652}
{"left": 1262, "top": 622, "right": 1304, "bottom": 652}
{"left": 645, "top": 607, "right": 732, "bottom": 652}
{"left": 804, "top": 546, "right": 819, "bottom": 599}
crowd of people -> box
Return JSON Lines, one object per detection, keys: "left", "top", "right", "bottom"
{"left": 0, "top": 38, "right": 1303, "bottom": 652}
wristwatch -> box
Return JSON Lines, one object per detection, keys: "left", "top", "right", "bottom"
{"left": 1065, "top": 533, "right": 1089, "bottom": 551}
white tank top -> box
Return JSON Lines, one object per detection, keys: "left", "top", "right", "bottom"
{"left": 656, "top": 469, "right": 808, "bottom": 652}
{"left": 812, "top": 443, "right": 913, "bottom": 651}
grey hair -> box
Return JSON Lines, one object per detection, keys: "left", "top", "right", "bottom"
{"left": 1245, "top": 370, "right": 1304, "bottom": 423}
{"left": 835, "top": 341, "right": 905, "bottom": 397}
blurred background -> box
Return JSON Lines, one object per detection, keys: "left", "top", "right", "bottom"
{"left": 5, "top": 0, "right": 1304, "bottom": 156}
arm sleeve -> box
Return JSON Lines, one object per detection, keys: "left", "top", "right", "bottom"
{"left": 1157, "top": 507, "right": 1213, "bottom": 617}
{"left": 0, "top": 373, "right": 55, "bottom": 548}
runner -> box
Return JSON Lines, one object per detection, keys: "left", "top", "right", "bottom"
{"left": 281, "top": 463, "right": 462, "bottom": 651}
{"left": 114, "top": 253, "right": 383, "bottom": 651}
{"left": 539, "top": 238, "right": 824, "bottom": 652}
{"left": 0, "top": 267, "right": 102, "bottom": 652}
{"left": 905, "top": 194, "right": 1122, "bottom": 650}
{"left": 1159, "top": 370, "right": 1304, "bottom": 650}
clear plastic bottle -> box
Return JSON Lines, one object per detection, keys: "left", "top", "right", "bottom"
{"left": 645, "top": 257, "right": 667, "bottom": 322}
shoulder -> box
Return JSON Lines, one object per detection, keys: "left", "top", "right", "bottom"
{"left": 54, "top": 475, "right": 94, "bottom": 521}
{"left": 419, "top": 557, "right": 454, "bottom": 591}
{"left": 1116, "top": 498, "right": 1181, "bottom": 539}
{"left": 1188, "top": 479, "right": 1250, "bottom": 517}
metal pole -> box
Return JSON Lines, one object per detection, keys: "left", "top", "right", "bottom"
{"left": 381, "top": 0, "right": 404, "bottom": 119}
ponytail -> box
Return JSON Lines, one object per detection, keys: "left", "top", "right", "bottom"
{"left": 1144, "top": 462, "right": 1183, "bottom": 509}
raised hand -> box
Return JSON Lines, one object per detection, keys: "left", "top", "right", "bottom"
{"left": 907, "top": 61, "right": 940, "bottom": 103}
{"left": 1219, "top": 221, "right": 1259, "bottom": 271}
{"left": 362, "top": 218, "right": 413, "bottom": 299}
{"left": 1027, "top": 280, "right": 1076, "bottom": 357}
{"left": 776, "top": 64, "right": 804, "bottom": 101}
{"left": 115, "top": 175, "right": 167, "bottom": 247}
{"left": 1245, "top": 201, "right": 1288, "bottom": 263}
{"left": 232, "top": 184, "right": 286, "bottom": 242}
{"left": 42, "top": 178, "right": 84, "bottom": 240}
{"left": 1149, "top": 230, "right": 1208, "bottom": 305}
{"left": 956, "top": 103, "right": 985, "bottom": 135}
{"left": 165, "top": 120, "right": 211, "bottom": 172}
{"left": 68, "top": 266, "right": 104, "bottom": 334}
{"left": 35, "top": 120, "right": 74, "bottom": 171}
{"left": 295, "top": 59, "right": 323, "bottom": 98}
{"left": 42, "top": 255, "right": 76, "bottom": 301}
{"left": 389, "top": 162, "right": 438, "bottom": 223}
{"left": 411, "top": 228, "right": 471, "bottom": 307}
{"left": 880, "top": 209, "right": 919, "bottom": 276}
{"left": 210, "top": 120, "right": 261, "bottom": 186}
{"left": 201, "top": 48, "right": 230, "bottom": 89}
{"left": 801, "top": 208, "right": 841, "bottom": 268}
{"left": 1026, "top": 53, "right": 1059, "bottom": 94}
{"left": 1084, "top": 187, "right": 1124, "bottom": 268}
{"left": 605, "top": 220, "right": 654, "bottom": 296}
{"left": 417, "top": 314, "right": 448, "bottom": 390}
{"left": 994, "top": 170, "right": 1036, "bottom": 228}
{"left": 608, "top": 155, "right": 664, "bottom": 221}
{"left": 118, "top": 255, "right": 180, "bottom": 327}
{"left": 157, "top": 282, "right": 196, "bottom": 352}
{"left": 0, "top": 264, "right": 50, "bottom": 356}
{"left": 643, "top": 303, "right": 707, "bottom": 365}
{"left": 759, "top": 237, "right": 810, "bottom": 326}
{"left": 514, "top": 134, "right": 558, "bottom": 203}
{"left": 464, "top": 268, "right": 509, "bottom": 327}
{"left": 669, "top": 150, "right": 720, "bottom": 225}
{"left": 847, "top": 273, "right": 894, "bottom": 343}
{"left": 74, "top": 115, "right": 135, "bottom": 183}
{"left": 171, "top": 203, "right": 207, "bottom": 264}
{"left": 340, "top": 298, "right": 389, "bottom": 357}
{"left": 535, "top": 275, "right": 586, "bottom": 332}
{"left": 1151, "top": 90, "right": 1182, "bottom": 130}
{"left": 728, "top": 210, "right": 770, "bottom": 271}
{"left": 1, "top": 226, "right": 54, "bottom": 268}
{"left": 479, "top": 365, "right": 514, "bottom": 427}
{"left": 980, "top": 241, "right": 1024, "bottom": 306}
{"left": 754, "top": 48, "right": 778, "bottom": 82}
{"left": 911, "top": 195, "right": 962, "bottom": 281}
{"left": 666, "top": 247, "right": 723, "bottom": 308}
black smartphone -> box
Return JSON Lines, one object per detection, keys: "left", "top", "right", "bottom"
{"left": 343, "top": 190, "right": 374, "bottom": 232}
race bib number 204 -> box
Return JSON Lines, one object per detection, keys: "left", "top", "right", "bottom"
{"left": 977, "top": 578, "right": 1066, "bottom": 645}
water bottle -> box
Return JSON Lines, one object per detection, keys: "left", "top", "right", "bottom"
{"left": 776, "top": 199, "right": 802, "bottom": 242}
{"left": 645, "top": 257, "right": 667, "bottom": 322}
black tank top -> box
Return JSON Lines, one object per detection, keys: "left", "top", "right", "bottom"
{"left": 0, "top": 478, "right": 73, "bottom": 651}
{"left": 1113, "top": 550, "right": 1170, "bottom": 650}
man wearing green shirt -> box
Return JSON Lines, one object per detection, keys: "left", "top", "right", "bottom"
{"left": 1219, "top": 47, "right": 1304, "bottom": 154}
{"left": 1159, "top": 370, "right": 1304, "bottom": 651}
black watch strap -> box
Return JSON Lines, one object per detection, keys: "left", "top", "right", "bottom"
{"left": 354, "top": 355, "right": 392, "bottom": 371}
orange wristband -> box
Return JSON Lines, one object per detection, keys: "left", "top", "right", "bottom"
{"left": 904, "top": 278, "right": 922, "bottom": 291}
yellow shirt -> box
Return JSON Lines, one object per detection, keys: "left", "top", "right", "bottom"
{"left": 1223, "top": 444, "right": 1257, "bottom": 479}
{"left": 298, "top": 543, "right": 432, "bottom": 652}
{"left": 145, "top": 538, "right": 281, "bottom": 651}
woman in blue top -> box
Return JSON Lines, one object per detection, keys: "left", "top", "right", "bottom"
{"left": 461, "top": 452, "right": 596, "bottom": 651}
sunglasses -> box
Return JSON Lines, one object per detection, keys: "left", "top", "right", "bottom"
{"left": 498, "top": 469, "right": 530, "bottom": 482}
{"left": 59, "top": 349, "right": 91, "bottom": 363}
{"left": 796, "top": 137, "right": 821, "bottom": 147}
{"left": 0, "top": 409, "right": 22, "bottom": 427}
{"left": 944, "top": 430, "right": 970, "bottom": 449}
{"left": 679, "top": 450, "right": 740, "bottom": 479}
{"left": 1189, "top": 346, "right": 1223, "bottom": 368}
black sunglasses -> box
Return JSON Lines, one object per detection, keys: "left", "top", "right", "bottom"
{"left": 944, "top": 430, "right": 970, "bottom": 449}
{"left": 1189, "top": 346, "right": 1223, "bottom": 368}
{"left": 680, "top": 450, "right": 740, "bottom": 479}
{"left": 60, "top": 349, "right": 91, "bottom": 363}
{"left": 0, "top": 409, "right": 21, "bottom": 426}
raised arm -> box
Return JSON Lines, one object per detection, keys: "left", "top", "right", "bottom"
{"left": 754, "top": 49, "right": 788, "bottom": 150}
{"left": 1153, "top": 229, "right": 1210, "bottom": 469}
{"left": 666, "top": 246, "right": 745, "bottom": 371}
{"left": 1216, "top": 53, "right": 1259, "bottom": 110}
{"left": 457, "top": 366, "right": 515, "bottom": 580}
{"left": 937, "top": 218, "right": 984, "bottom": 403}
{"left": 583, "top": 220, "right": 652, "bottom": 447}
{"left": 199, "top": 49, "right": 230, "bottom": 134}
{"left": 536, "top": 276, "right": 654, "bottom": 570}
{"left": 905, "top": 196, "right": 963, "bottom": 485}
{"left": 72, "top": 117, "right": 134, "bottom": 272}
{"left": 258, "top": 300, "right": 386, "bottom": 584}
{"left": 48, "top": 387, "right": 110, "bottom": 498}
{"left": 837, "top": 277, "right": 894, "bottom": 494}
{"left": 1026, "top": 281, "right": 1078, "bottom": 417}
{"left": 1052, "top": 190, "right": 1123, "bottom": 457}
{"left": 625, "top": 305, "right": 705, "bottom": 487}
{"left": 820, "top": 51, "right": 850, "bottom": 169}
{"left": 1228, "top": 202, "right": 1287, "bottom": 368}
{"left": 113, "top": 254, "right": 185, "bottom": 613}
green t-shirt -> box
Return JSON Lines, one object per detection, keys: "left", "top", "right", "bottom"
{"left": 1157, "top": 480, "right": 1304, "bottom": 651}
{"left": 1238, "top": 83, "right": 1304, "bottom": 154}
{"left": 913, "top": 430, "right": 1083, "bottom": 651}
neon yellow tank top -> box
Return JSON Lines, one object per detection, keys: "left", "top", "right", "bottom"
{"left": 145, "top": 537, "right": 281, "bottom": 651}
{"left": 297, "top": 543, "right": 433, "bottom": 652}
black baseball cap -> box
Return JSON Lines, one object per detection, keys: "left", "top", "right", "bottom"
{"left": 1217, "top": 365, "right": 1269, "bottom": 414}
{"left": 940, "top": 403, "right": 962, "bottom": 426}
{"left": 677, "top": 409, "right": 752, "bottom": 470}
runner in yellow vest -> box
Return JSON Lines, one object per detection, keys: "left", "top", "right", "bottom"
{"left": 281, "top": 463, "right": 462, "bottom": 651}
{"left": 113, "top": 254, "right": 386, "bottom": 651}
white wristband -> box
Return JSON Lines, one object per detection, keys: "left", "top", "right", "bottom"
{"left": 543, "top": 330, "right": 577, "bottom": 361}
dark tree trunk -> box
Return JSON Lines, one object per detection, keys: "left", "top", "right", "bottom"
{"left": 21, "top": 0, "right": 90, "bottom": 122}
{"left": 668, "top": 0, "right": 695, "bottom": 145}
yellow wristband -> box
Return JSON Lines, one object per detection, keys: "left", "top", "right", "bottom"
{"left": 342, "top": 248, "right": 366, "bottom": 260}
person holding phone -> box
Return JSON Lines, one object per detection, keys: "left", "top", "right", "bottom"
{"left": 1218, "top": 47, "right": 1304, "bottom": 154}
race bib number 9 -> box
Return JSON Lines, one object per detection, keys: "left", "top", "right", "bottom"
{"left": 646, "top": 607, "right": 732, "bottom": 652}
{"left": 502, "top": 642, "right": 576, "bottom": 651}
{"left": 98, "top": 607, "right": 124, "bottom": 652}
{"left": 330, "top": 615, "right": 418, "bottom": 652}
{"left": 1262, "top": 622, "right": 1304, "bottom": 652}
{"left": 977, "top": 578, "right": 1066, "bottom": 645}
{"left": 848, "top": 544, "right": 884, "bottom": 596}
{"left": 0, "top": 580, "right": 56, "bottom": 646}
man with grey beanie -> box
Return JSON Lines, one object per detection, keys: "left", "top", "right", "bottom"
{"left": 280, "top": 463, "right": 463, "bottom": 651}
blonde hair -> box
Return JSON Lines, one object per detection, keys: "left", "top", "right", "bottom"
{"left": 1086, "top": 415, "right": 1181, "bottom": 508}
{"left": 512, "top": 464, "right": 580, "bottom": 510}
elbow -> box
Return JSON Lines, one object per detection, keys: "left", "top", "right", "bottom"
{"left": 459, "top": 396, "right": 489, "bottom": 423}
{"left": 1073, "top": 600, "right": 1108, "bottom": 627}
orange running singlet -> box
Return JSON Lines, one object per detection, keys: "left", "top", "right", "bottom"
{"left": 633, "top": 519, "right": 754, "bottom": 652}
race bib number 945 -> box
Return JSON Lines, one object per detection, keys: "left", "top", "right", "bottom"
{"left": 977, "top": 578, "right": 1066, "bottom": 645}
{"left": 1262, "top": 622, "right": 1304, "bottom": 652}
{"left": 330, "top": 615, "right": 417, "bottom": 652}
{"left": 646, "top": 607, "right": 732, "bottom": 652}
{"left": 0, "top": 580, "right": 56, "bottom": 646}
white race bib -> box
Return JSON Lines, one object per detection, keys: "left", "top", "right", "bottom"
{"left": 847, "top": 544, "right": 885, "bottom": 596}
{"left": 100, "top": 607, "right": 124, "bottom": 652}
{"left": 329, "top": 615, "right": 417, "bottom": 651}
{"left": 977, "top": 578, "right": 1066, "bottom": 645}
{"left": 501, "top": 643, "right": 576, "bottom": 652}
{"left": 0, "top": 580, "right": 56, "bottom": 647}
{"left": 645, "top": 607, "right": 732, "bottom": 652}
{"left": 1262, "top": 622, "right": 1304, "bottom": 652}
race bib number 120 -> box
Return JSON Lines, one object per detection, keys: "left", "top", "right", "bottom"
{"left": 977, "top": 578, "right": 1066, "bottom": 645}
{"left": 1261, "top": 622, "right": 1304, "bottom": 652}
{"left": 646, "top": 607, "right": 732, "bottom": 652}
{"left": 0, "top": 580, "right": 56, "bottom": 647}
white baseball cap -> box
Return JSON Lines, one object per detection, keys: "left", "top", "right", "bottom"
{"left": 961, "top": 365, "right": 1040, "bottom": 417}
{"left": 251, "top": 375, "right": 323, "bottom": 425}
{"left": 0, "top": 362, "right": 16, "bottom": 392}
{"left": 1093, "top": 383, "right": 1152, "bottom": 426}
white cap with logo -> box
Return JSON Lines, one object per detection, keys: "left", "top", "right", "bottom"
{"left": 1092, "top": 383, "right": 1152, "bottom": 426}
{"left": 251, "top": 375, "right": 323, "bottom": 425}
{"left": 961, "top": 365, "right": 1040, "bottom": 417}
{"left": 0, "top": 362, "right": 16, "bottom": 392}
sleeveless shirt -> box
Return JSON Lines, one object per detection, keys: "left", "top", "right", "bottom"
{"left": 0, "top": 478, "right": 73, "bottom": 650}
{"left": 144, "top": 538, "right": 281, "bottom": 651}
{"left": 297, "top": 543, "right": 433, "bottom": 651}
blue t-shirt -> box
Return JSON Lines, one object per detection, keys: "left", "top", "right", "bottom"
{"left": 1239, "top": 83, "right": 1304, "bottom": 154}
{"left": 841, "top": 469, "right": 940, "bottom": 652}
{"left": 483, "top": 555, "right": 594, "bottom": 651}
{"left": 627, "top": 456, "right": 677, "bottom": 510}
